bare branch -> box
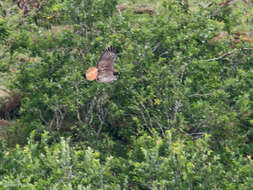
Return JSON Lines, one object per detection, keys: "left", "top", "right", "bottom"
{"left": 203, "top": 48, "right": 253, "bottom": 62}
{"left": 172, "top": 100, "right": 182, "bottom": 121}
{"left": 188, "top": 93, "right": 212, "bottom": 98}
{"left": 203, "top": 49, "right": 238, "bottom": 62}
{"left": 242, "top": 47, "right": 253, "bottom": 50}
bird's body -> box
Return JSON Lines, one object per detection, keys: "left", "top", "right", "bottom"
{"left": 97, "top": 70, "right": 117, "bottom": 83}
{"left": 86, "top": 47, "right": 118, "bottom": 83}
{"left": 96, "top": 49, "right": 117, "bottom": 83}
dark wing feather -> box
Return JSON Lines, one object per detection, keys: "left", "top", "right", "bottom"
{"left": 96, "top": 47, "right": 117, "bottom": 83}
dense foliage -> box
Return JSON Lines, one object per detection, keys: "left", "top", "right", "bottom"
{"left": 1, "top": 131, "right": 252, "bottom": 189}
{"left": 0, "top": 0, "right": 253, "bottom": 189}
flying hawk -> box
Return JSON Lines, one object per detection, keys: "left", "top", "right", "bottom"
{"left": 86, "top": 47, "right": 118, "bottom": 83}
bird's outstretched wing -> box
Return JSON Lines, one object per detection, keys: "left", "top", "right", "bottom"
{"left": 96, "top": 47, "right": 117, "bottom": 83}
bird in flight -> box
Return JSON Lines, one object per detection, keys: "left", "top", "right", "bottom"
{"left": 86, "top": 47, "right": 118, "bottom": 83}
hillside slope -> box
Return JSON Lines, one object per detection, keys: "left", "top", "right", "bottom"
{"left": 0, "top": 0, "right": 253, "bottom": 189}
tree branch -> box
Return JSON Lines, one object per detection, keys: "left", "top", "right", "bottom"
{"left": 203, "top": 49, "right": 238, "bottom": 62}
{"left": 203, "top": 48, "right": 253, "bottom": 62}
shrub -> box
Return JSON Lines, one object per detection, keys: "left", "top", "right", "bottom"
{"left": 0, "top": 17, "right": 9, "bottom": 42}
{"left": 7, "top": 0, "right": 251, "bottom": 155}
{"left": 0, "top": 130, "right": 252, "bottom": 189}
{"left": 0, "top": 0, "right": 253, "bottom": 188}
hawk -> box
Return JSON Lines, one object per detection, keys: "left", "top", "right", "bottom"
{"left": 86, "top": 47, "right": 118, "bottom": 83}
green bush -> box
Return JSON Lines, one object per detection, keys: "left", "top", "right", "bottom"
{"left": 0, "top": 0, "right": 253, "bottom": 189}
{"left": 0, "top": 17, "right": 9, "bottom": 42}
{"left": 0, "top": 131, "right": 121, "bottom": 189}
{"left": 123, "top": 131, "right": 253, "bottom": 189}
{"left": 0, "top": 130, "right": 252, "bottom": 189}
{"left": 11, "top": 0, "right": 252, "bottom": 155}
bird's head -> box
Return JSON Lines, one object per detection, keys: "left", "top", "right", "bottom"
{"left": 86, "top": 67, "right": 98, "bottom": 81}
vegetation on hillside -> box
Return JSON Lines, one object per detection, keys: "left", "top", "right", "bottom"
{"left": 0, "top": 0, "right": 253, "bottom": 189}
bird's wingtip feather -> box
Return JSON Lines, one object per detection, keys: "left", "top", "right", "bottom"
{"left": 106, "top": 46, "right": 117, "bottom": 54}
